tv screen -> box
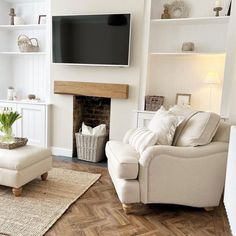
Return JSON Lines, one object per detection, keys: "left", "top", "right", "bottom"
{"left": 52, "top": 14, "right": 131, "bottom": 66}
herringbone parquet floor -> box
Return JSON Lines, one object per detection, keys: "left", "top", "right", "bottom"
{"left": 45, "top": 158, "right": 232, "bottom": 236}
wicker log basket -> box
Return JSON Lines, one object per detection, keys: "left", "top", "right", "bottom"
{"left": 145, "top": 95, "right": 165, "bottom": 111}
{"left": 75, "top": 132, "right": 108, "bottom": 163}
{"left": 18, "top": 34, "right": 39, "bottom": 53}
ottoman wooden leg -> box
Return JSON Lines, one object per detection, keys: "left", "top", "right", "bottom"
{"left": 41, "top": 172, "right": 48, "bottom": 181}
{"left": 12, "top": 187, "right": 22, "bottom": 197}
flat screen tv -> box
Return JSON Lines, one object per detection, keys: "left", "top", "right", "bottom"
{"left": 52, "top": 14, "right": 131, "bottom": 66}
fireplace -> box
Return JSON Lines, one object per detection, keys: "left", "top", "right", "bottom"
{"left": 73, "top": 96, "right": 111, "bottom": 157}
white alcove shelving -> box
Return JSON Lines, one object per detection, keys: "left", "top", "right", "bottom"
{"left": 139, "top": 0, "right": 231, "bottom": 117}
{"left": 0, "top": 0, "right": 51, "bottom": 147}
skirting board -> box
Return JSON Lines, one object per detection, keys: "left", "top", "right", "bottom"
{"left": 51, "top": 147, "right": 73, "bottom": 157}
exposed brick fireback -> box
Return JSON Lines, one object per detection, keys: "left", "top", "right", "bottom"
{"left": 73, "top": 96, "right": 111, "bottom": 157}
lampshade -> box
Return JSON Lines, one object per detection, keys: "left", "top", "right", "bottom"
{"left": 205, "top": 72, "right": 220, "bottom": 85}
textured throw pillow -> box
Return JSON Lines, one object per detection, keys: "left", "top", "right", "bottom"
{"left": 176, "top": 112, "right": 221, "bottom": 147}
{"left": 148, "top": 106, "right": 184, "bottom": 145}
{"left": 128, "top": 128, "right": 158, "bottom": 153}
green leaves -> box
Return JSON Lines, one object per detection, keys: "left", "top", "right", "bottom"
{"left": 0, "top": 108, "right": 22, "bottom": 132}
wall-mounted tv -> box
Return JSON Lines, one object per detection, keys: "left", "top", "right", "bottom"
{"left": 52, "top": 14, "right": 131, "bottom": 67}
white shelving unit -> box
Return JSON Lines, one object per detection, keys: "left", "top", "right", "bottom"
{"left": 0, "top": 51, "right": 47, "bottom": 55}
{"left": 0, "top": 0, "right": 51, "bottom": 147}
{"left": 0, "top": 24, "right": 46, "bottom": 30}
{"left": 150, "top": 52, "right": 226, "bottom": 56}
{"left": 140, "top": 0, "right": 231, "bottom": 114}
{"left": 151, "top": 16, "right": 230, "bottom": 25}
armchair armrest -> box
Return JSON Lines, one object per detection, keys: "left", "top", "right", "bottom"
{"left": 139, "top": 142, "right": 229, "bottom": 167}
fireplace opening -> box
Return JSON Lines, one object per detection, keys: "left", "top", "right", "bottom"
{"left": 73, "top": 96, "right": 111, "bottom": 157}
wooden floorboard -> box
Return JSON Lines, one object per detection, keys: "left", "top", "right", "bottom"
{"left": 45, "top": 158, "right": 232, "bottom": 236}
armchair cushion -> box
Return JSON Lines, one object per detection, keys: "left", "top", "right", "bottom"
{"left": 148, "top": 106, "right": 183, "bottom": 145}
{"left": 106, "top": 141, "right": 139, "bottom": 180}
{"left": 128, "top": 128, "right": 158, "bottom": 153}
{"left": 176, "top": 111, "right": 221, "bottom": 147}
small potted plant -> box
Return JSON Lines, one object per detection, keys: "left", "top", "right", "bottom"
{"left": 0, "top": 108, "right": 21, "bottom": 143}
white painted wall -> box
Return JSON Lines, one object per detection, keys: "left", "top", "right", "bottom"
{"left": 148, "top": 55, "right": 225, "bottom": 113}
{"left": 221, "top": 0, "right": 236, "bottom": 123}
{"left": 50, "top": 0, "right": 145, "bottom": 154}
{"left": 222, "top": 1, "right": 236, "bottom": 235}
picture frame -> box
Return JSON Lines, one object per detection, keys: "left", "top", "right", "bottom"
{"left": 223, "top": 0, "right": 232, "bottom": 16}
{"left": 38, "top": 15, "right": 47, "bottom": 24}
{"left": 176, "top": 93, "right": 191, "bottom": 106}
{"left": 227, "top": 1, "right": 232, "bottom": 16}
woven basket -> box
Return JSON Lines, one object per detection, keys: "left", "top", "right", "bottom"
{"left": 75, "top": 132, "right": 108, "bottom": 163}
{"left": 18, "top": 34, "right": 39, "bottom": 53}
{"left": 145, "top": 96, "right": 165, "bottom": 111}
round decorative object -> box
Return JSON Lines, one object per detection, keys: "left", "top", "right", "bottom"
{"left": 28, "top": 94, "right": 36, "bottom": 100}
{"left": 14, "top": 16, "right": 25, "bottom": 25}
{"left": 169, "top": 0, "right": 189, "bottom": 18}
{"left": 182, "top": 42, "right": 195, "bottom": 52}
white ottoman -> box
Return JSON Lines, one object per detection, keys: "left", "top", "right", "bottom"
{"left": 0, "top": 145, "right": 52, "bottom": 196}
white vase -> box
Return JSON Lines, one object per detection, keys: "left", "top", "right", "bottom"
{"left": 7, "top": 88, "right": 14, "bottom": 100}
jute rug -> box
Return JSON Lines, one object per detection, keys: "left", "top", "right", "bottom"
{"left": 0, "top": 168, "right": 101, "bottom": 236}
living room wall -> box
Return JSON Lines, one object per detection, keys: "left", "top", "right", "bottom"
{"left": 221, "top": 0, "right": 236, "bottom": 123}
{"left": 50, "top": 0, "right": 145, "bottom": 156}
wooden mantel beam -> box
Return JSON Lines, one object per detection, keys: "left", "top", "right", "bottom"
{"left": 54, "top": 81, "right": 129, "bottom": 99}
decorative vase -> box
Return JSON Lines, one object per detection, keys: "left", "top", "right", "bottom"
{"left": 1, "top": 127, "right": 14, "bottom": 143}
{"left": 7, "top": 87, "right": 14, "bottom": 100}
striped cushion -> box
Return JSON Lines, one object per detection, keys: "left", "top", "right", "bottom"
{"left": 128, "top": 128, "right": 158, "bottom": 153}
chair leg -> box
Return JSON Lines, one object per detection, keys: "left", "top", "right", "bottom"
{"left": 41, "top": 172, "right": 48, "bottom": 181}
{"left": 122, "top": 203, "right": 151, "bottom": 215}
{"left": 204, "top": 207, "right": 215, "bottom": 212}
{"left": 12, "top": 187, "right": 22, "bottom": 197}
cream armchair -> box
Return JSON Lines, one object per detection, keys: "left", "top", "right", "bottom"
{"left": 105, "top": 121, "right": 230, "bottom": 214}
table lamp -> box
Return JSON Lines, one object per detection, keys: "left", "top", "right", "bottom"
{"left": 205, "top": 72, "right": 220, "bottom": 111}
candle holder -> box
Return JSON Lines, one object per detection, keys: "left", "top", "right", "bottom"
{"left": 9, "top": 8, "right": 16, "bottom": 25}
{"left": 213, "top": 7, "right": 223, "bottom": 17}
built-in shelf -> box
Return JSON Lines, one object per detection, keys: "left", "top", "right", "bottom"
{"left": 134, "top": 110, "right": 156, "bottom": 114}
{"left": 0, "top": 52, "right": 46, "bottom": 55}
{"left": 0, "top": 24, "right": 46, "bottom": 30}
{"left": 150, "top": 52, "right": 226, "bottom": 56}
{"left": 0, "top": 99, "right": 50, "bottom": 106}
{"left": 151, "top": 16, "right": 230, "bottom": 25}
{"left": 4, "top": 0, "right": 45, "bottom": 3}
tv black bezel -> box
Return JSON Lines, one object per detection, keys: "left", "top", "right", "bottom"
{"left": 52, "top": 13, "right": 132, "bottom": 67}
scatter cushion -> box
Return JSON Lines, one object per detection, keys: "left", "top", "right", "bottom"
{"left": 176, "top": 112, "right": 221, "bottom": 147}
{"left": 128, "top": 128, "right": 158, "bottom": 153}
{"left": 148, "top": 106, "right": 184, "bottom": 145}
{"left": 213, "top": 121, "right": 231, "bottom": 143}
{"left": 82, "top": 123, "right": 107, "bottom": 136}
{"left": 170, "top": 105, "right": 198, "bottom": 146}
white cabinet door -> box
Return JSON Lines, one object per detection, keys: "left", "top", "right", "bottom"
{"left": 0, "top": 102, "right": 18, "bottom": 136}
{"left": 17, "top": 104, "right": 47, "bottom": 147}
{"left": 224, "top": 126, "right": 236, "bottom": 236}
